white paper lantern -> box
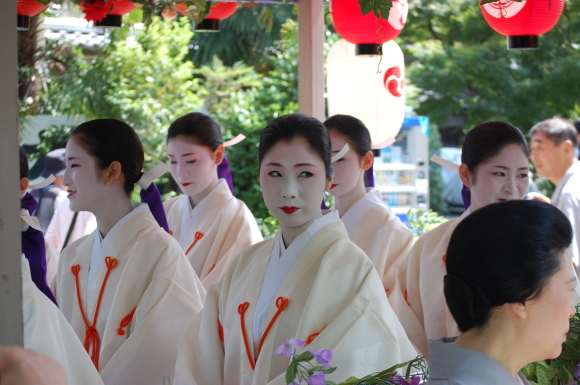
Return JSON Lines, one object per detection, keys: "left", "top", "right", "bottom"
{"left": 327, "top": 39, "right": 405, "bottom": 147}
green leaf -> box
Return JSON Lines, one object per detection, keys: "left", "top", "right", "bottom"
{"left": 357, "top": 0, "right": 393, "bottom": 18}
{"left": 286, "top": 361, "right": 298, "bottom": 385}
{"left": 295, "top": 351, "right": 315, "bottom": 362}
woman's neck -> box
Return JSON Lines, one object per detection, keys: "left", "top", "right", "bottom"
{"left": 454, "top": 323, "right": 527, "bottom": 381}
{"left": 188, "top": 176, "right": 220, "bottom": 208}
{"left": 280, "top": 211, "right": 322, "bottom": 248}
{"left": 94, "top": 193, "right": 134, "bottom": 238}
{"left": 334, "top": 180, "right": 367, "bottom": 217}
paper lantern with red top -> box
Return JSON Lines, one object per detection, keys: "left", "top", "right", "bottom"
{"left": 17, "top": 0, "right": 48, "bottom": 31}
{"left": 330, "top": 0, "right": 408, "bottom": 55}
{"left": 81, "top": 0, "right": 137, "bottom": 28}
{"left": 175, "top": 2, "right": 238, "bottom": 32}
{"left": 480, "top": 0, "right": 565, "bottom": 49}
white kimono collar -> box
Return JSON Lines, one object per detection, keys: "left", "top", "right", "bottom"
{"left": 252, "top": 210, "right": 340, "bottom": 353}
{"left": 337, "top": 188, "right": 383, "bottom": 233}
{"left": 88, "top": 203, "right": 148, "bottom": 289}
{"left": 179, "top": 179, "right": 229, "bottom": 250}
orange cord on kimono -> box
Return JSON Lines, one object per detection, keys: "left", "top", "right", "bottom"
{"left": 71, "top": 256, "right": 118, "bottom": 370}
{"left": 117, "top": 306, "right": 137, "bottom": 336}
{"left": 305, "top": 332, "right": 320, "bottom": 345}
{"left": 218, "top": 320, "right": 224, "bottom": 342}
{"left": 238, "top": 302, "right": 255, "bottom": 370}
{"left": 404, "top": 288, "right": 411, "bottom": 307}
{"left": 238, "top": 297, "right": 290, "bottom": 370}
{"left": 185, "top": 231, "right": 204, "bottom": 255}
{"left": 257, "top": 297, "right": 289, "bottom": 355}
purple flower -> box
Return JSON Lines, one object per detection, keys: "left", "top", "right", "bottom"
{"left": 275, "top": 338, "right": 306, "bottom": 357}
{"left": 409, "top": 376, "right": 421, "bottom": 385}
{"left": 288, "top": 380, "right": 301, "bottom": 385}
{"left": 388, "top": 374, "right": 409, "bottom": 385}
{"left": 310, "top": 348, "right": 333, "bottom": 369}
{"left": 305, "top": 372, "right": 326, "bottom": 385}
{"left": 574, "top": 363, "right": 580, "bottom": 379}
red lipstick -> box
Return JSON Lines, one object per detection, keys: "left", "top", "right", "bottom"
{"left": 181, "top": 182, "right": 192, "bottom": 187}
{"left": 498, "top": 199, "right": 507, "bottom": 202}
{"left": 280, "top": 206, "right": 299, "bottom": 214}
{"left": 67, "top": 190, "right": 76, "bottom": 198}
{"left": 330, "top": 184, "right": 338, "bottom": 189}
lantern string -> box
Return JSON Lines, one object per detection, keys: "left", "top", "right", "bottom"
{"left": 375, "top": 14, "right": 384, "bottom": 74}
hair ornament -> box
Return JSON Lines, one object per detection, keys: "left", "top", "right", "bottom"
{"left": 430, "top": 155, "right": 459, "bottom": 172}
{"left": 28, "top": 174, "right": 56, "bottom": 189}
{"left": 331, "top": 143, "right": 350, "bottom": 163}
{"left": 137, "top": 162, "right": 169, "bottom": 190}
{"left": 223, "top": 134, "right": 246, "bottom": 147}
{"left": 20, "top": 209, "right": 45, "bottom": 232}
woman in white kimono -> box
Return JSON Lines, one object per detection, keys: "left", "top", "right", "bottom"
{"left": 426, "top": 201, "right": 576, "bottom": 385}
{"left": 175, "top": 113, "right": 417, "bottom": 385}
{"left": 324, "top": 115, "right": 414, "bottom": 300}
{"left": 396, "top": 121, "right": 531, "bottom": 357}
{"left": 53, "top": 119, "right": 206, "bottom": 385}
{"left": 164, "top": 113, "right": 262, "bottom": 289}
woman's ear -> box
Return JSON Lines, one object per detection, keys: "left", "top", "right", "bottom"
{"left": 361, "top": 151, "right": 374, "bottom": 171}
{"left": 19, "top": 178, "right": 29, "bottom": 196}
{"left": 506, "top": 301, "right": 528, "bottom": 321}
{"left": 214, "top": 144, "right": 225, "bottom": 165}
{"left": 102, "top": 161, "right": 124, "bottom": 186}
{"left": 459, "top": 164, "right": 473, "bottom": 187}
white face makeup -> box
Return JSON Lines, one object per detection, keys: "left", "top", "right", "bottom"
{"left": 259, "top": 137, "right": 331, "bottom": 235}
{"left": 63, "top": 137, "right": 106, "bottom": 213}
{"left": 167, "top": 135, "right": 220, "bottom": 202}
{"left": 526, "top": 252, "right": 577, "bottom": 359}
{"left": 327, "top": 131, "right": 365, "bottom": 198}
{"left": 466, "top": 144, "right": 530, "bottom": 210}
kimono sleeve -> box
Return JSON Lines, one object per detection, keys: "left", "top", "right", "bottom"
{"left": 175, "top": 283, "right": 225, "bottom": 385}
{"left": 395, "top": 242, "right": 429, "bottom": 357}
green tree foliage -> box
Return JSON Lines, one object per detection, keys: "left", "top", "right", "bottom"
{"left": 398, "top": 0, "right": 580, "bottom": 132}
{"left": 196, "top": 20, "right": 299, "bottom": 219}
{"left": 47, "top": 18, "right": 203, "bottom": 168}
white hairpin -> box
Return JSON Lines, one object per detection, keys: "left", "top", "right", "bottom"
{"left": 137, "top": 162, "right": 170, "bottom": 189}
{"left": 29, "top": 175, "right": 56, "bottom": 189}
{"left": 20, "top": 209, "right": 45, "bottom": 232}
{"left": 430, "top": 155, "right": 459, "bottom": 172}
{"left": 331, "top": 143, "right": 350, "bottom": 163}
{"left": 223, "top": 134, "right": 246, "bottom": 147}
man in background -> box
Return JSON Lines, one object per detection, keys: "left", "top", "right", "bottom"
{"left": 529, "top": 118, "right": 580, "bottom": 271}
{"left": 30, "top": 149, "right": 67, "bottom": 230}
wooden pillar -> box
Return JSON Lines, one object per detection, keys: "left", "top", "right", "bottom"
{"left": 298, "top": 0, "right": 325, "bottom": 121}
{"left": 0, "top": 1, "right": 24, "bottom": 346}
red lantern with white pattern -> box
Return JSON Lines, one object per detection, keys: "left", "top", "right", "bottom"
{"left": 330, "top": 0, "right": 408, "bottom": 55}
{"left": 17, "top": 0, "right": 48, "bottom": 31}
{"left": 479, "top": 0, "right": 565, "bottom": 49}
{"left": 175, "top": 2, "right": 238, "bottom": 32}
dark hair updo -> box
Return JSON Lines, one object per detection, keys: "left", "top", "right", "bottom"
{"left": 444, "top": 200, "right": 572, "bottom": 333}
{"left": 71, "top": 119, "right": 144, "bottom": 194}
{"left": 462, "top": 121, "right": 529, "bottom": 176}
{"left": 20, "top": 146, "right": 29, "bottom": 180}
{"left": 166, "top": 112, "right": 223, "bottom": 152}
{"left": 259, "top": 114, "right": 333, "bottom": 179}
{"left": 323, "top": 114, "right": 371, "bottom": 158}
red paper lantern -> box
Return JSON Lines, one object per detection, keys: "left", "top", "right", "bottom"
{"left": 16, "top": 0, "right": 48, "bottom": 31}
{"left": 330, "top": 0, "right": 408, "bottom": 55}
{"left": 81, "top": 0, "right": 137, "bottom": 27}
{"left": 175, "top": 2, "right": 238, "bottom": 32}
{"left": 480, "top": 0, "right": 565, "bottom": 49}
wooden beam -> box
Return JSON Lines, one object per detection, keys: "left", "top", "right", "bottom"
{"left": 0, "top": 1, "right": 24, "bottom": 346}
{"left": 298, "top": 0, "right": 325, "bottom": 121}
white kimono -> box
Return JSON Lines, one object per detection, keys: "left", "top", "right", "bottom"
{"left": 165, "top": 179, "right": 263, "bottom": 289}
{"left": 552, "top": 160, "right": 580, "bottom": 268}
{"left": 54, "top": 205, "right": 206, "bottom": 385}
{"left": 22, "top": 257, "right": 104, "bottom": 385}
{"left": 175, "top": 213, "right": 417, "bottom": 385}
{"left": 395, "top": 208, "right": 471, "bottom": 357}
{"left": 45, "top": 239, "right": 59, "bottom": 286}
{"left": 46, "top": 196, "right": 97, "bottom": 252}
{"left": 335, "top": 188, "right": 414, "bottom": 302}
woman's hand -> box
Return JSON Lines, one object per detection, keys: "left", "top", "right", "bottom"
{"left": 0, "top": 346, "right": 68, "bottom": 385}
{"left": 527, "top": 192, "right": 552, "bottom": 204}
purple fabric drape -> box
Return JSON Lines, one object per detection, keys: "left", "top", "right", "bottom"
{"left": 461, "top": 184, "right": 471, "bottom": 210}
{"left": 364, "top": 164, "right": 375, "bottom": 188}
{"left": 217, "top": 155, "right": 235, "bottom": 195}
{"left": 21, "top": 192, "right": 57, "bottom": 304}
{"left": 140, "top": 183, "right": 170, "bottom": 233}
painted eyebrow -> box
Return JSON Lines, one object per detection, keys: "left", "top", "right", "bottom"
{"left": 167, "top": 153, "right": 196, "bottom": 157}
{"left": 67, "top": 157, "right": 82, "bottom": 161}
{"left": 490, "top": 165, "right": 529, "bottom": 170}
{"left": 264, "top": 163, "right": 316, "bottom": 168}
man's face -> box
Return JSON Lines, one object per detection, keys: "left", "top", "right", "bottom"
{"left": 530, "top": 132, "right": 565, "bottom": 180}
